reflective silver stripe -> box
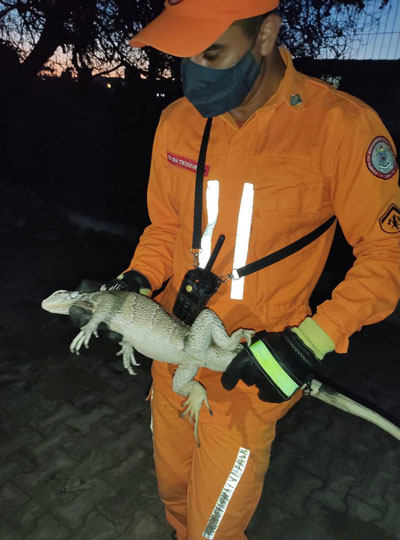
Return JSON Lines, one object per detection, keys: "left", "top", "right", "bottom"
{"left": 199, "top": 180, "right": 220, "bottom": 268}
{"left": 202, "top": 447, "right": 250, "bottom": 540}
{"left": 230, "top": 183, "right": 254, "bottom": 300}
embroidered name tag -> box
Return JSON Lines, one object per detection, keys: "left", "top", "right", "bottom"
{"left": 167, "top": 151, "right": 209, "bottom": 176}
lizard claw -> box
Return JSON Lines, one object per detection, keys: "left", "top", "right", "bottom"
{"left": 70, "top": 330, "right": 86, "bottom": 354}
{"left": 243, "top": 329, "right": 255, "bottom": 346}
{"left": 69, "top": 322, "right": 99, "bottom": 355}
{"left": 179, "top": 383, "right": 210, "bottom": 446}
{"left": 206, "top": 400, "right": 213, "bottom": 416}
{"left": 117, "top": 340, "right": 140, "bottom": 375}
{"left": 181, "top": 400, "right": 201, "bottom": 446}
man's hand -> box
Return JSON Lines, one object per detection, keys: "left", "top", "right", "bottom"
{"left": 99, "top": 270, "right": 152, "bottom": 296}
{"left": 221, "top": 318, "right": 335, "bottom": 403}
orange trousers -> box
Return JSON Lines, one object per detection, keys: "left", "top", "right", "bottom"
{"left": 150, "top": 387, "right": 277, "bottom": 540}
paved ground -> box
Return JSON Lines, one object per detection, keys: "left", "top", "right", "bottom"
{"left": 0, "top": 217, "right": 399, "bottom": 540}
{"left": 1, "top": 315, "right": 399, "bottom": 540}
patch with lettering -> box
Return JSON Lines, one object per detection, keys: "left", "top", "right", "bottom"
{"left": 379, "top": 203, "right": 400, "bottom": 234}
{"left": 167, "top": 151, "right": 209, "bottom": 176}
{"left": 366, "top": 136, "right": 397, "bottom": 180}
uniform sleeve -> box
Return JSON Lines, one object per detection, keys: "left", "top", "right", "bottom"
{"left": 124, "top": 111, "right": 179, "bottom": 291}
{"left": 313, "top": 106, "right": 400, "bottom": 353}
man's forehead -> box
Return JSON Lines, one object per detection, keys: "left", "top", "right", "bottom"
{"left": 204, "top": 43, "right": 226, "bottom": 52}
{"left": 203, "top": 24, "right": 249, "bottom": 52}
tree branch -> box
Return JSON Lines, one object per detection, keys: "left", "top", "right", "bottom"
{"left": 92, "top": 62, "right": 123, "bottom": 78}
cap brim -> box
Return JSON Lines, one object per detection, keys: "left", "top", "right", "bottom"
{"left": 129, "top": 11, "right": 233, "bottom": 57}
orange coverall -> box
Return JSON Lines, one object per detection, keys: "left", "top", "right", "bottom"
{"left": 126, "top": 48, "right": 400, "bottom": 540}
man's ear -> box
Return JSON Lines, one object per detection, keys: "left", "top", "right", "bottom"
{"left": 258, "top": 13, "right": 281, "bottom": 57}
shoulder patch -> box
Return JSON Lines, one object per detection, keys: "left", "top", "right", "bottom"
{"left": 366, "top": 136, "right": 398, "bottom": 180}
{"left": 379, "top": 203, "right": 400, "bottom": 234}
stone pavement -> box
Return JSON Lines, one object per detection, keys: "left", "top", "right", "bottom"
{"left": 0, "top": 218, "right": 399, "bottom": 540}
{"left": 0, "top": 315, "right": 399, "bottom": 540}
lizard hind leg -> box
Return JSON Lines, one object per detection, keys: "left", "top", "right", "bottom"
{"left": 179, "top": 381, "right": 212, "bottom": 447}
{"left": 187, "top": 309, "right": 254, "bottom": 354}
{"left": 172, "top": 362, "right": 212, "bottom": 446}
{"left": 116, "top": 338, "right": 140, "bottom": 375}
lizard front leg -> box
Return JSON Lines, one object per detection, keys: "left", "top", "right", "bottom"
{"left": 172, "top": 362, "right": 212, "bottom": 446}
{"left": 69, "top": 297, "right": 116, "bottom": 355}
{"left": 70, "top": 314, "right": 104, "bottom": 355}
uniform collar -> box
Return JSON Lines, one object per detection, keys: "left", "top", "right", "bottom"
{"left": 259, "top": 47, "right": 306, "bottom": 113}
{"left": 219, "top": 47, "right": 305, "bottom": 130}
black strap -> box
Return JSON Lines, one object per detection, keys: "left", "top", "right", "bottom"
{"left": 192, "top": 118, "right": 336, "bottom": 279}
{"left": 193, "top": 117, "right": 213, "bottom": 250}
{"left": 235, "top": 215, "right": 336, "bottom": 278}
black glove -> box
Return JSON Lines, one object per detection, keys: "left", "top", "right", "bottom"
{"left": 69, "top": 270, "right": 151, "bottom": 337}
{"left": 221, "top": 329, "right": 322, "bottom": 403}
{"left": 99, "top": 270, "right": 152, "bottom": 295}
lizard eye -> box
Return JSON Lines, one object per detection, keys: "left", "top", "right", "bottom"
{"left": 70, "top": 291, "right": 79, "bottom": 299}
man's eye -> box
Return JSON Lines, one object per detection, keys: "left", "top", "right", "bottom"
{"left": 203, "top": 53, "right": 219, "bottom": 61}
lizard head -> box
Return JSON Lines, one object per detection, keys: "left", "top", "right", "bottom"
{"left": 41, "top": 289, "right": 102, "bottom": 314}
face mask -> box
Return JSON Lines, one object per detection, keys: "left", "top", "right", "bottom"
{"left": 181, "top": 48, "right": 261, "bottom": 118}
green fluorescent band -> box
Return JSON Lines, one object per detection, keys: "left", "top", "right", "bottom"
{"left": 250, "top": 341, "right": 299, "bottom": 397}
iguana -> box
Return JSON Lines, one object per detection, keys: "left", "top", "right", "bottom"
{"left": 41, "top": 289, "right": 254, "bottom": 443}
{"left": 41, "top": 289, "right": 400, "bottom": 444}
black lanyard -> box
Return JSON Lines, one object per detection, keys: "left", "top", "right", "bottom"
{"left": 192, "top": 117, "right": 213, "bottom": 258}
{"left": 192, "top": 118, "right": 336, "bottom": 279}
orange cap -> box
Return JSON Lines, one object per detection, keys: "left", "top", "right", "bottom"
{"left": 129, "top": 0, "right": 279, "bottom": 57}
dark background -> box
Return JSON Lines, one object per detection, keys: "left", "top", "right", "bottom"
{"left": 1, "top": 3, "right": 400, "bottom": 537}
{"left": 0, "top": 54, "right": 399, "bottom": 423}
{"left": 1, "top": 57, "right": 399, "bottom": 229}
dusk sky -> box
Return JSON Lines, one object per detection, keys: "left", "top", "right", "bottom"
{"left": 44, "top": 0, "right": 400, "bottom": 78}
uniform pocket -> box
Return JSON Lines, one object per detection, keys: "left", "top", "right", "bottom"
{"left": 254, "top": 179, "right": 323, "bottom": 216}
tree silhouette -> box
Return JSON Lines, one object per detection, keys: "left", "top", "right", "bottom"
{"left": 0, "top": 0, "right": 391, "bottom": 82}
{"left": 0, "top": 0, "right": 168, "bottom": 81}
{"left": 279, "top": 0, "right": 389, "bottom": 58}
{"left": 0, "top": 0, "right": 97, "bottom": 80}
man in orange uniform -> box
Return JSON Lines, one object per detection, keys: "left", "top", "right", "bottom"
{"left": 114, "top": 1, "right": 400, "bottom": 538}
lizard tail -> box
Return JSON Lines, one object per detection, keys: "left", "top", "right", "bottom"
{"left": 308, "top": 378, "right": 400, "bottom": 441}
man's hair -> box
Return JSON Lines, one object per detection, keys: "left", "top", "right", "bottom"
{"left": 234, "top": 8, "right": 279, "bottom": 38}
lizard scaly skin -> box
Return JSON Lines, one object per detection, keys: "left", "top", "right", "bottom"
{"left": 42, "top": 290, "right": 254, "bottom": 444}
